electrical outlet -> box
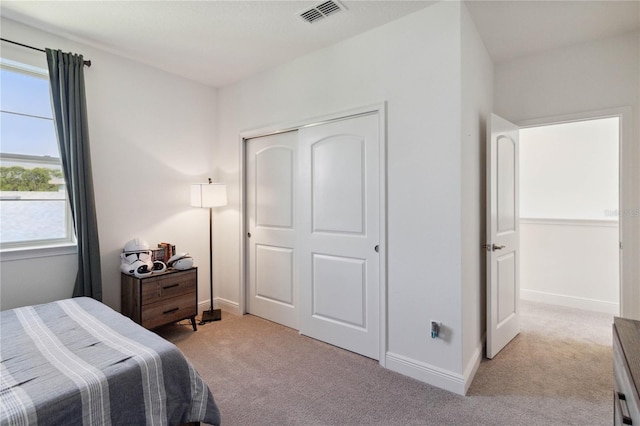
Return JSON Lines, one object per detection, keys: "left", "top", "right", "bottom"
{"left": 430, "top": 321, "right": 441, "bottom": 339}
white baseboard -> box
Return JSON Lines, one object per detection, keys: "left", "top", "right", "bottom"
{"left": 216, "top": 297, "right": 241, "bottom": 315}
{"left": 463, "top": 342, "right": 483, "bottom": 394}
{"left": 385, "top": 352, "right": 466, "bottom": 395}
{"left": 521, "top": 289, "right": 619, "bottom": 315}
{"left": 197, "top": 300, "right": 209, "bottom": 312}
{"left": 198, "top": 297, "right": 241, "bottom": 316}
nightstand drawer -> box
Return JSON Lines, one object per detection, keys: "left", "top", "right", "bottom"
{"left": 121, "top": 267, "right": 199, "bottom": 331}
{"left": 141, "top": 270, "right": 196, "bottom": 305}
{"left": 142, "top": 293, "right": 196, "bottom": 330}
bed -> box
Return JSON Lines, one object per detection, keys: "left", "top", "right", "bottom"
{"left": 0, "top": 297, "right": 221, "bottom": 426}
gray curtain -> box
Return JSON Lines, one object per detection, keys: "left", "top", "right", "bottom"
{"left": 46, "top": 49, "right": 102, "bottom": 301}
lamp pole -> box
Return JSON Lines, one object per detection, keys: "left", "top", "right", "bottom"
{"left": 200, "top": 178, "right": 222, "bottom": 324}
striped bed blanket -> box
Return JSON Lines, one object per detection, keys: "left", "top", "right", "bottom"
{"left": 0, "top": 297, "right": 221, "bottom": 426}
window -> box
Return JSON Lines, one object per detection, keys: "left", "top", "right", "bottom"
{"left": 0, "top": 59, "right": 75, "bottom": 251}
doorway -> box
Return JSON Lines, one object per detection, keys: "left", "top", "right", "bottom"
{"left": 519, "top": 116, "right": 620, "bottom": 316}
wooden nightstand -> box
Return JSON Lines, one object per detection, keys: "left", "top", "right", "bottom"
{"left": 614, "top": 317, "right": 640, "bottom": 425}
{"left": 121, "top": 267, "right": 198, "bottom": 331}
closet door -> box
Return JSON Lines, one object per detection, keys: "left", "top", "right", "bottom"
{"left": 298, "top": 113, "right": 381, "bottom": 359}
{"left": 246, "top": 131, "right": 299, "bottom": 329}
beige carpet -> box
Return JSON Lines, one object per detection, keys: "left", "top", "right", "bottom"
{"left": 157, "top": 300, "right": 613, "bottom": 426}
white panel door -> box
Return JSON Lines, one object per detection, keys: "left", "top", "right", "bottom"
{"left": 298, "top": 113, "right": 380, "bottom": 359}
{"left": 486, "top": 113, "right": 520, "bottom": 359}
{"left": 246, "top": 131, "right": 299, "bottom": 329}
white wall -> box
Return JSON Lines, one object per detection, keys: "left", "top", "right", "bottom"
{"left": 495, "top": 32, "right": 640, "bottom": 319}
{"left": 520, "top": 219, "right": 619, "bottom": 314}
{"left": 520, "top": 118, "right": 619, "bottom": 220}
{"left": 0, "top": 252, "right": 77, "bottom": 309}
{"left": 0, "top": 17, "right": 218, "bottom": 312}
{"left": 0, "top": 3, "right": 490, "bottom": 395}
{"left": 216, "top": 2, "right": 477, "bottom": 393}
{"left": 460, "top": 4, "right": 493, "bottom": 391}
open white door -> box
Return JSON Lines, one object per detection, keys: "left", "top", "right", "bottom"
{"left": 486, "top": 113, "right": 520, "bottom": 359}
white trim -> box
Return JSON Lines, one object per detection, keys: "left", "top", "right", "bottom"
{"left": 197, "top": 300, "right": 210, "bottom": 315}
{"left": 463, "top": 342, "right": 483, "bottom": 394}
{"left": 0, "top": 243, "right": 77, "bottom": 261}
{"left": 377, "top": 104, "right": 388, "bottom": 367}
{"left": 238, "top": 102, "right": 388, "bottom": 366}
{"left": 520, "top": 289, "right": 619, "bottom": 315}
{"left": 520, "top": 217, "right": 619, "bottom": 228}
{"left": 216, "top": 297, "right": 241, "bottom": 315}
{"left": 516, "top": 107, "right": 630, "bottom": 129}
{"left": 385, "top": 352, "right": 466, "bottom": 395}
{"left": 0, "top": 57, "right": 48, "bottom": 77}
{"left": 198, "top": 298, "right": 241, "bottom": 316}
{"left": 238, "top": 135, "right": 247, "bottom": 316}
{"left": 240, "top": 103, "right": 386, "bottom": 141}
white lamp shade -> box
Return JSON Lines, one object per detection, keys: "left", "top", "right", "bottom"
{"left": 191, "top": 183, "right": 227, "bottom": 208}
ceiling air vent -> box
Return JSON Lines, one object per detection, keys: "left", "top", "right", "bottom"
{"left": 300, "top": 0, "right": 346, "bottom": 24}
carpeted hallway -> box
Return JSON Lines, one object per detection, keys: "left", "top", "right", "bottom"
{"left": 158, "top": 300, "right": 613, "bottom": 426}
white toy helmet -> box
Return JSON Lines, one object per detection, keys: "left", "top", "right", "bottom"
{"left": 168, "top": 253, "right": 194, "bottom": 270}
{"left": 121, "top": 237, "right": 162, "bottom": 277}
{"left": 123, "top": 237, "right": 150, "bottom": 254}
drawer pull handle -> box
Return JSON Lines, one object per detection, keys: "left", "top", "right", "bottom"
{"left": 163, "top": 283, "right": 179, "bottom": 290}
{"left": 163, "top": 307, "right": 179, "bottom": 315}
{"left": 617, "top": 392, "right": 633, "bottom": 425}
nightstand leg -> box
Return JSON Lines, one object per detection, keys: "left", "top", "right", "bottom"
{"left": 190, "top": 316, "right": 197, "bottom": 332}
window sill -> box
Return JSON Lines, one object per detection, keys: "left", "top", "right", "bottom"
{"left": 0, "top": 243, "right": 77, "bottom": 261}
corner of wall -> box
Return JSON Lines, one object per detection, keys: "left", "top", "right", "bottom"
{"left": 383, "top": 336, "right": 483, "bottom": 396}
{"left": 459, "top": 0, "right": 494, "bottom": 382}
{"left": 462, "top": 338, "right": 483, "bottom": 394}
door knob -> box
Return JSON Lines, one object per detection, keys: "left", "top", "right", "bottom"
{"left": 492, "top": 244, "right": 505, "bottom": 251}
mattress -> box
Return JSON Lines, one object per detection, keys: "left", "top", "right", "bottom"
{"left": 0, "top": 297, "right": 221, "bottom": 426}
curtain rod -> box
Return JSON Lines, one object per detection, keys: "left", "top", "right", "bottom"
{"left": 0, "top": 38, "right": 91, "bottom": 67}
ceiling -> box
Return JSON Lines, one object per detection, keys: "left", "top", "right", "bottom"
{"left": 1, "top": 1, "right": 638, "bottom": 88}
{"left": 466, "top": 0, "right": 639, "bottom": 63}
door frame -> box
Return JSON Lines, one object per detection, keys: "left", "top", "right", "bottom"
{"left": 517, "top": 106, "right": 632, "bottom": 318}
{"left": 238, "top": 102, "right": 388, "bottom": 365}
